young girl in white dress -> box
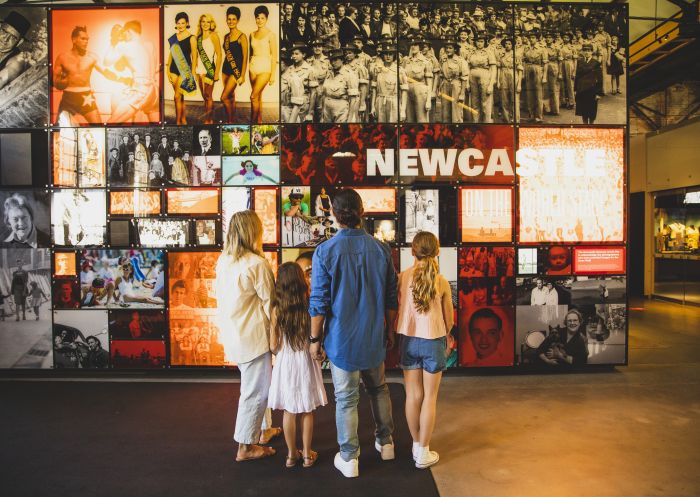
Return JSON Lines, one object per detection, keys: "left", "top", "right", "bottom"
{"left": 268, "top": 262, "right": 327, "bottom": 468}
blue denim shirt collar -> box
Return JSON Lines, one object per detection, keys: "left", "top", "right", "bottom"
{"left": 336, "top": 227, "right": 366, "bottom": 237}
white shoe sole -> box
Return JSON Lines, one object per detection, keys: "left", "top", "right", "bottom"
{"left": 415, "top": 453, "right": 439, "bottom": 469}
{"left": 334, "top": 453, "right": 359, "bottom": 478}
{"left": 374, "top": 441, "right": 395, "bottom": 461}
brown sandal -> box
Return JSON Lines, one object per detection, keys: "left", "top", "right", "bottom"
{"left": 286, "top": 450, "right": 302, "bottom": 468}
{"left": 303, "top": 450, "right": 318, "bottom": 468}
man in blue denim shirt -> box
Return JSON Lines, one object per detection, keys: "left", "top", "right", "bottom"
{"left": 309, "top": 189, "right": 398, "bottom": 478}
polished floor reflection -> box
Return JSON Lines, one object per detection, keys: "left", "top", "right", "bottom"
{"left": 431, "top": 298, "right": 700, "bottom": 497}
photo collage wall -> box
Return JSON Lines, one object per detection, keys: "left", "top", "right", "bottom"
{"left": 0, "top": 2, "right": 628, "bottom": 370}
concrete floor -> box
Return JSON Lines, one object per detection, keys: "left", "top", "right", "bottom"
{"left": 430, "top": 298, "right": 700, "bottom": 497}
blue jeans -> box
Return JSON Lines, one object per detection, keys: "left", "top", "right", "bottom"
{"left": 330, "top": 361, "right": 394, "bottom": 461}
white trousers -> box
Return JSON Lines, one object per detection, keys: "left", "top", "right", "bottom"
{"left": 234, "top": 351, "right": 272, "bottom": 444}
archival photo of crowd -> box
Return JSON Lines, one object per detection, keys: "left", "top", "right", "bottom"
{"left": 0, "top": 2, "right": 629, "bottom": 372}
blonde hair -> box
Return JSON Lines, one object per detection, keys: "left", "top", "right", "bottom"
{"left": 198, "top": 14, "right": 216, "bottom": 36}
{"left": 411, "top": 231, "right": 440, "bottom": 314}
{"left": 223, "top": 210, "right": 263, "bottom": 260}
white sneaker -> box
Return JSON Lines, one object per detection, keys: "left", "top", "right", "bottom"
{"left": 374, "top": 441, "right": 395, "bottom": 461}
{"left": 334, "top": 452, "right": 359, "bottom": 478}
{"left": 415, "top": 448, "right": 439, "bottom": 469}
{"left": 412, "top": 442, "right": 419, "bottom": 461}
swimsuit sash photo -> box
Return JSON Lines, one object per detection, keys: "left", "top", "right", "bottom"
{"left": 169, "top": 33, "right": 197, "bottom": 94}
{"left": 224, "top": 33, "right": 242, "bottom": 80}
{"left": 197, "top": 36, "right": 216, "bottom": 84}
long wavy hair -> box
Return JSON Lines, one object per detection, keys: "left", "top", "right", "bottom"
{"left": 271, "top": 262, "right": 309, "bottom": 352}
{"left": 223, "top": 210, "right": 263, "bottom": 261}
{"left": 411, "top": 231, "right": 440, "bottom": 314}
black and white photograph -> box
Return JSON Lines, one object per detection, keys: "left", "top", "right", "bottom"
{"left": 404, "top": 189, "right": 439, "bottom": 243}
{"left": 52, "top": 278, "right": 80, "bottom": 310}
{"left": 109, "top": 309, "right": 165, "bottom": 340}
{"left": 516, "top": 303, "right": 626, "bottom": 367}
{"left": 398, "top": 3, "right": 515, "bottom": 124}
{"left": 109, "top": 219, "right": 132, "bottom": 247}
{"left": 516, "top": 276, "right": 574, "bottom": 306}
{"left": 79, "top": 249, "right": 165, "bottom": 309}
{"left": 570, "top": 276, "right": 626, "bottom": 305}
{"left": 515, "top": 4, "right": 627, "bottom": 125}
{"left": 221, "top": 186, "right": 252, "bottom": 230}
{"left": 0, "top": 131, "right": 49, "bottom": 187}
{"left": 0, "top": 248, "right": 52, "bottom": 368}
{"left": 52, "top": 128, "right": 106, "bottom": 188}
{"left": 194, "top": 219, "right": 218, "bottom": 246}
{"left": 107, "top": 127, "right": 194, "bottom": 187}
{"left": 190, "top": 126, "right": 221, "bottom": 186}
{"left": 0, "top": 7, "right": 48, "bottom": 128}
{"left": 0, "top": 190, "right": 50, "bottom": 248}
{"left": 517, "top": 247, "right": 538, "bottom": 275}
{"left": 135, "top": 219, "right": 189, "bottom": 248}
{"left": 280, "top": 2, "right": 400, "bottom": 124}
{"left": 51, "top": 189, "right": 106, "bottom": 246}
{"left": 53, "top": 310, "right": 109, "bottom": 369}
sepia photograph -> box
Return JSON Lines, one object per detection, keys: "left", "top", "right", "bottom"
{"left": 372, "top": 218, "right": 396, "bottom": 243}
{"left": 459, "top": 246, "right": 515, "bottom": 278}
{"left": 0, "top": 7, "right": 48, "bottom": 128}
{"left": 0, "top": 131, "right": 49, "bottom": 187}
{"left": 52, "top": 128, "right": 106, "bottom": 187}
{"left": 518, "top": 127, "right": 624, "bottom": 243}
{"left": 109, "top": 190, "right": 161, "bottom": 217}
{"left": 354, "top": 187, "right": 396, "bottom": 214}
{"left": 194, "top": 219, "right": 218, "bottom": 246}
{"left": 51, "top": 189, "right": 106, "bottom": 246}
{"left": 53, "top": 309, "right": 109, "bottom": 369}
{"left": 0, "top": 190, "right": 50, "bottom": 248}
{"left": 515, "top": 4, "right": 627, "bottom": 125}
{"left": 54, "top": 251, "right": 77, "bottom": 277}
{"left": 51, "top": 7, "right": 161, "bottom": 126}
{"left": 460, "top": 187, "right": 513, "bottom": 243}
{"left": 166, "top": 188, "right": 220, "bottom": 215}
{"left": 80, "top": 249, "right": 165, "bottom": 309}
{"left": 0, "top": 248, "right": 52, "bottom": 368}
{"left": 163, "top": 4, "right": 280, "bottom": 124}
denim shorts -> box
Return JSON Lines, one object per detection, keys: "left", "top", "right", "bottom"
{"left": 399, "top": 335, "right": 447, "bottom": 374}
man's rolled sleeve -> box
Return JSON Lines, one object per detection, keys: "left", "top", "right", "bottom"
{"left": 309, "top": 249, "right": 331, "bottom": 317}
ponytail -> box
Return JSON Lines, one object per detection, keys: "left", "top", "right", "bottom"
{"left": 410, "top": 231, "right": 440, "bottom": 314}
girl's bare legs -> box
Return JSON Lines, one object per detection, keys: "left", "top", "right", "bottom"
{"left": 301, "top": 412, "right": 314, "bottom": 458}
{"left": 250, "top": 72, "right": 270, "bottom": 123}
{"left": 403, "top": 368, "right": 424, "bottom": 446}
{"left": 418, "top": 370, "right": 442, "bottom": 448}
{"left": 283, "top": 410, "right": 298, "bottom": 459}
{"left": 221, "top": 74, "right": 238, "bottom": 122}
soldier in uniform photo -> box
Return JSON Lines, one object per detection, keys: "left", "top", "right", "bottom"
{"left": 559, "top": 31, "right": 577, "bottom": 110}
{"left": 467, "top": 32, "right": 497, "bottom": 123}
{"left": 370, "top": 40, "right": 407, "bottom": 123}
{"left": 342, "top": 42, "right": 367, "bottom": 122}
{"left": 522, "top": 30, "right": 547, "bottom": 123}
{"left": 498, "top": 37, "right": 521, "bottom": 122}
{"left": 401, "top": 36, "right": 432, "bottom": 123}
{"left": 436, "top": 38, "right": 468, "bottom": 123}
{"left": 286, "top": 41, "right": 316, "bottom": 122}
{"left": 307, "top": 38, "right": 330, "bottom": 121}
{"left": 320, "top": 48, "right": 358, "bottom": 123}
{"left": 543, "top": 31, "right": 561, "bottom": 117}
{"left": 280, "top": 48, "right": 303, "bottom": 123}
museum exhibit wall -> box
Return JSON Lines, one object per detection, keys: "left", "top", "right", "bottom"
{"left": 0, "top": 1, "right": 629, "bottom": 371}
